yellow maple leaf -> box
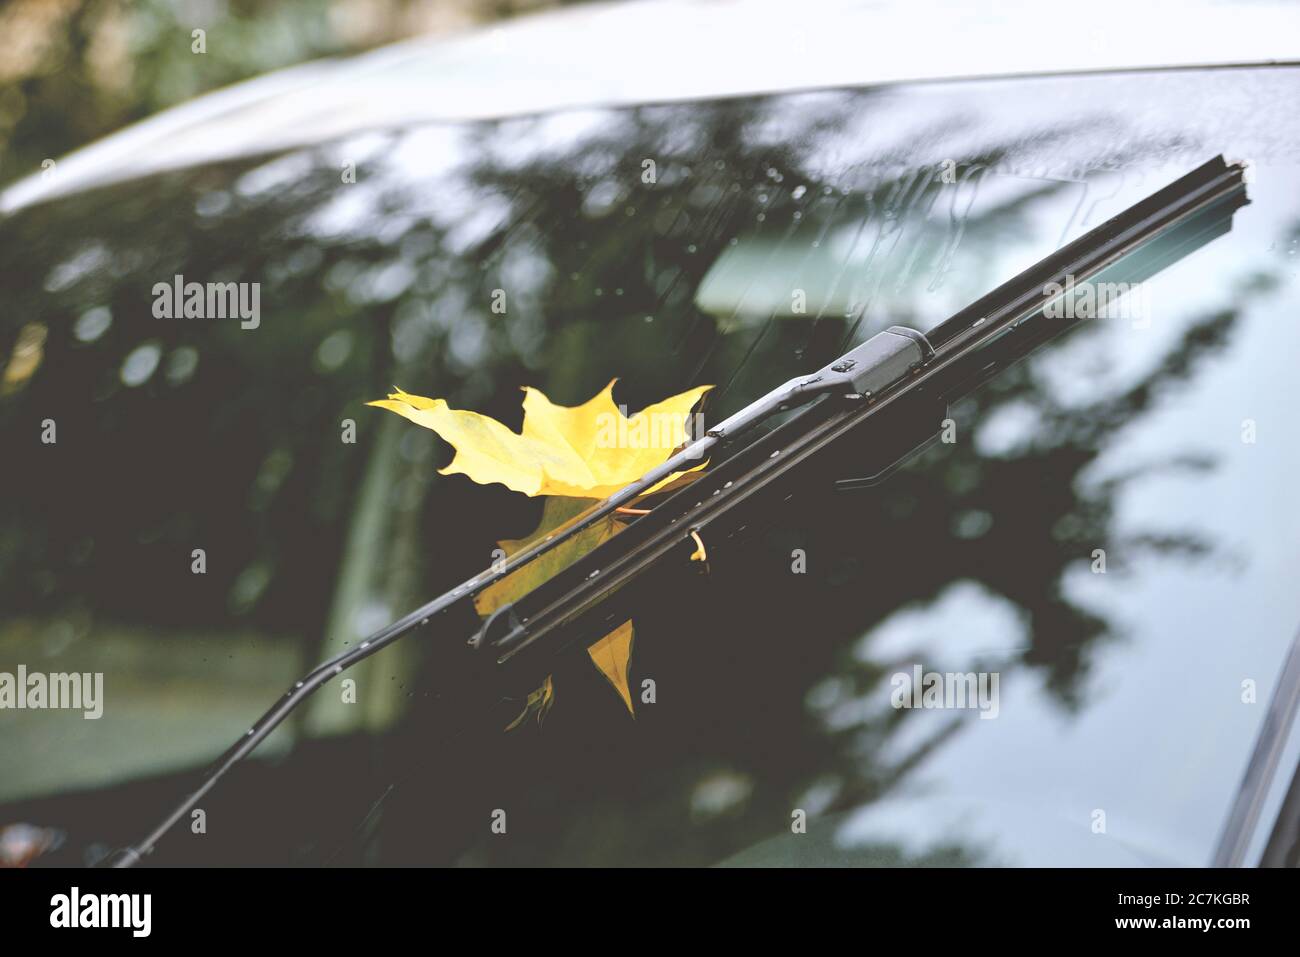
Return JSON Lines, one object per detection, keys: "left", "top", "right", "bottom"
{"left": 478, "top": 501, "right": 639, "bottom": 722}
{"left": 371, "top": 379, "right": 709, "bottom": 723}
{"left": 476, "top": 499, "right": 636, "bottom": 725}
{"left": 504, "top": 674, "right": 555, "bottom": 731}
{"left": 473, "top": 497, "right": 626, "bottom": 618}
{"left": 503, "top": 624, "right": 635, "bottom": 729}
{"left": 366, "top": 380, "right": 711, "bottom": 498}
{"left": 588, "top": 620, "right": 636, "bottom": 716}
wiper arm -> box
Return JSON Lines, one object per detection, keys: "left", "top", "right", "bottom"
{"left": 107, "top": 326, "right": 935, "bottom": 868}
{"left": 111, "top": 155, "right": 1248, "bottom": 867}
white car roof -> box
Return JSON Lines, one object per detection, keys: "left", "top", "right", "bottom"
{"left": 4, "top": 0, "right": 1299, "bottom": 214}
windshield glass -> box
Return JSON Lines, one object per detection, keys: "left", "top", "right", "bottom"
{"left": 3, "top": 66, "right": 1299, "bottom": 867}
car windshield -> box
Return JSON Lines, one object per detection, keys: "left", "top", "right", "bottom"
{"left": 3, "top": 65, "right": 1299, "bottom": 867}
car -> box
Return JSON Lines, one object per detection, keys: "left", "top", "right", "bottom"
{"left": 1, "top": 0, "right": 1298, "bottom": 870}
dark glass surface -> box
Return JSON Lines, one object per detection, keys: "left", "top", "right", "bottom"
{"left": 2, "top": 66, "right": 1299, "bottom": 866}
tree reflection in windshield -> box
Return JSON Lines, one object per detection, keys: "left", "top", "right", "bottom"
{"left": 1, "top": 74, "right": 1295, "bottom": 867}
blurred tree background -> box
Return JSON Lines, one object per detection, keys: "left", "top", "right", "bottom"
{"left": 0, "top": 0, "right": 579, "bottom": 188}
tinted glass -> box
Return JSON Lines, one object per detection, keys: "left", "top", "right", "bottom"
{"left": 2, "top": 66, "right": 1298, "bottom": 866}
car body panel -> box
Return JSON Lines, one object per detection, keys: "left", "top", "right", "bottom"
{"left": 4, "top": 0, "right": 1300, "bottom": 214}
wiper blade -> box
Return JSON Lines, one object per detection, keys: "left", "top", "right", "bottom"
{"left": 479, "top": 155, "right": 1249, "bottom": 669}
{"left": 112, "top": 155, "right": 1248, "bottom": 866}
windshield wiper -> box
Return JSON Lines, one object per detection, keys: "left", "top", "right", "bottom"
{"left": 477, "top": 156, "right": 1249, "bottom": 671}
{"left": 111, "top": 155, "right": 1248, "bottom": 867}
